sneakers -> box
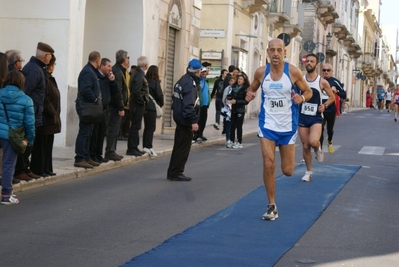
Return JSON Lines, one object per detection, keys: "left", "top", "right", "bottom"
{"left": 301, "top": 171, "right": 313, "bottom": 182}
{"left": 315, "top": 147, "right": 325, "bottom": 163}
{"left": 87, "top": 160, "right": 101, "bottom": 166}
{"left": 327, "top": 142, "right": 334, "bottom": 154}
{"left": 213, "top": 123, "right": 220, "bottom": 130}
{"left": 143, "top": 147, "right": 157, "bottom": 157}
{"left": 1, "top": 195, "right": 19, "bottom": 205}
{"left": 225, "top": 140, "right": 233, "bottom": 148}
{"left": 232, "top": 142, "right": 243, "bottom": 149}
{"left": 262, "top": 204, "right": 278, "bottom": 220}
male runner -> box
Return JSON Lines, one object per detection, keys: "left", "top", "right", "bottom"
{"left": 299, "top": 54, "right": 334, "bottom": 182}
{"left": 246, "top": 38, "right": 313, "bottom": 220}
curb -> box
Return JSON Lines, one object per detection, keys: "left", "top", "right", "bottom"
{"left": 11, "top": 131, "right": 257, "bottom": 193}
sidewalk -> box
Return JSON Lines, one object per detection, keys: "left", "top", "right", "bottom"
{"left": 10, "top": 107, "right": 367, "bottom": 193}
{"left": 11, "top": 118, "right": 259, "bottom": 193}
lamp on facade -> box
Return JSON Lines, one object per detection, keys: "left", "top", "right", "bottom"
{"left": 315, "top": 32, "right": 333, "bottom": 48}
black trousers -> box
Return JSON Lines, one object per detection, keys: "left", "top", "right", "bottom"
{"left": 105, "top": 107, "right": 121, "bottom": 156}
{"left": 143, "top": 110, "right": 156, "bottom": 149}
{"left": 31, "top": 134, "right": 55, "bottom": 174}
{"left": 320, "top": 112, "right": 336, "bottom": 148}
{"left": 230, "top": 112, "right": 245, "bottom": 143}
{"left": 127, "top": 104, "right": 145, "bottom": 150}
{"left": 120, "top": 108, "right": 130, "bottom": 137}
{"left": 167, "top": 125, "right": 193, "bottom": 178}
{"left": 196, "top": 106, "right": 208, "bottom": 138}
{"left": 14, "top": 145, "right": 32, "bottom": 175}
{"left": 90, "top": 112, "right": 107, "bottom": 160}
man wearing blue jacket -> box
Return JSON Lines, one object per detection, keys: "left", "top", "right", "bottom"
{"left": 167, "top": 59, "right": 201, "bottom": 181}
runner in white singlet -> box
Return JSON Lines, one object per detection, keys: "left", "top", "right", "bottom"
{"left": 245, "top": 38, "right": 313, "bottom": 221}
{"left": 298, "top": 53, "right": 334, "bottom": 182}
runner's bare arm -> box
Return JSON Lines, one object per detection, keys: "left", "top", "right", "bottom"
{"left": 246, "top": 66, "right": 266, "bottom": 102}
{"left": 289, "top": 65, "right": 312, "bottom": 104}
{"left": 321, "top": 78, "right": 335, "bottom": 107}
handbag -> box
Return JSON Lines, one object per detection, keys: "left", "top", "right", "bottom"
{"left": 75, "top": 89, "right": 103, "bottom": 123}
{"left": 76, "top": 98, "right": 103, "bottom": 123}
{"left": 2, "top": 103, "right": 27, "bottom": 154}
{"left": 148, "top": 94, "right": 162, "bottom": 118}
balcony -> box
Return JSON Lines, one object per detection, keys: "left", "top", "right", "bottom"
{"left": 333, "top": 23, "right": 349, "bottom": 40}
{"left": 343, "top": 34, "right": 355, "bottom": 47}
{"left": 242, "top": 0, "right": 270, "bottom": 13}
{"left": 267, "top": 13, "right": 290, "bottom": 28}
{"left": 347, "top": 43, "right": 361, "bottom": 53}
{"left": 317, "top": 0, "right": 338, "bottom": 26}
{"left": 283, "top": 23, "right": 303, "bottom": 38}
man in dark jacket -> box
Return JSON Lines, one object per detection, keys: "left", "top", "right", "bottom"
{"left": 90, "top": 58, "right": 118, "bottom": 163}
{"left": 74, "top": 51, "right": 102, "bottom": 168}
{"left": 126, "top": 56, "right": 149, "bottom": 157}
{"left": 320, "top": 63, "right": 346, "bottom": 154}
{"left": 166, "top": 59, "right": 201, "bottom": 181}
{"left": 105, "top": 50, "right": 128, "bottom": 161}
{"left": 14, "top": 42, "right": 54, "bottom": 181}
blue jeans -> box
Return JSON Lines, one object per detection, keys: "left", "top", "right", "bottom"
{"left": 0, "top": 138, "right": 18, "bottom": 195}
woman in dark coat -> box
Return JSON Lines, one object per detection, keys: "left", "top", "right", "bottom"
{"left": 229, "top": 72, "right": 249, "bottom": 149}
{"left": 143, "top": 65, "right": 164, "bottom": 156}
{"left": 30, "top": 55, "right": 61, "bottom": 176}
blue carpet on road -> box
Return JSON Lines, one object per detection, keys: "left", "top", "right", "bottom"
{"left": 122, "top": 164, "right": 361, "bottom": 267}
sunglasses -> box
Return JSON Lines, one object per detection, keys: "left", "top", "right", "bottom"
{"left": 322, "top": 69, "right": 331, "bottom": 72}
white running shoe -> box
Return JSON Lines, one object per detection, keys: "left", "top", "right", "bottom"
{"left": 225, "top": 140, "right": 232, "bottom": 148}
{"left": 1, "top": 195, "right": 19, "bottom": 205}
{"left": 316, "top": 147, "right": 325, "bottom": 163}
{"left": 233, "top": 142, "right": 243, "bottom": 149}
{"left": 262, "top": 204, "right": 278, "bottom": 220}
{"left": 143, "top": 148, "right": 157, "bottom": 157}
{"left": 301, "top": 171, "right": 313, "bottom": 182}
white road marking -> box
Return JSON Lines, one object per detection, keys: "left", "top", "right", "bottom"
{"left": 358, "top": 146, "right": 385, "bottom": 155}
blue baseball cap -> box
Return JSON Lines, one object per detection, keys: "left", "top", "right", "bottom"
{"left": 188, "top": 59, "right": 202, "bottom": 70}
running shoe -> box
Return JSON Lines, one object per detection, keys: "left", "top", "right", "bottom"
{"left": 1, "top": 195, "right": 19, "bottom": 205}
{"left": 262, "top": 204, "right": 278, "bottom": 220}
{"left": 225, "top": 140, "right": 233, "bottom": 148}
{"left": 301, "top": 171, "right": 313, "bottom": 182}
{"left": 233, "top": 142, "right": 243, "bottom": 149}
{"left": 143, "top": 148, "right": 157, "bottom": 157}
{"left": 327, "top": 142, "right": 334, "bottom": 154}
{"left": 316, "top": 147, "right": 325, "bottom": 163}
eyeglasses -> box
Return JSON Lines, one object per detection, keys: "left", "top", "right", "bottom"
{"left": 322, "top": 69, "right": 331, "bottom": 72}
{"left": 16, "top": 59, "right": 25, "bottom": 63}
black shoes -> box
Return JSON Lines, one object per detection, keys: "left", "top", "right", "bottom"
{"left": 126, "top": 149, "right": 145, "bottom": 157}
{"left": 167, "top": 174, "right": 192, "bottom": 182}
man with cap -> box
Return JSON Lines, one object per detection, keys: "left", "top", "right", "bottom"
{"left": 167, "top": 59, "right": 201, "bottom": 181}
{"left": 13, "top": 42, "right": 54, "bottom": 181}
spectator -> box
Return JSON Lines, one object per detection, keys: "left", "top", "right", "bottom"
{"left": 30, "top": 54, "right": 61, "bottom": 177}
{"left": 126, "top": 56, "right": 149, "bottom": 157}
{"left": 222, "top": 75, "right": 236, "bottom": 148}
{"left": 7, "top": 50, "right": 24, "bottom": 71}
{"left": 167, "top": 59, "right": 201, "bottom": 181}
{"left": 91, "top": 58, "right": 118, "bottom": 163}
{"left": 211, "top": 68, "right": 227, "bottom": 130}
{"left": 16, "top": 42, "right": 54, "bottom": 180}
{"left": 0, "top": 70, "right": 35, "bottom": 204}
{"left": 229, "top": 72, "right": 249, "bottom": 149}
{"left": 105, "top": 50, "right": 128, "bottom": 161}
{"left": 193, "top": 62, "right": 211, "bottom": 142}
{"left": 0, "top": 52, "right": 9, "bottom": 87}
{"left": 74, "top": 51, "right": 102, "bottom": 168}
{"left": 143, "top": 65, "right": 164, "bottom": 156}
